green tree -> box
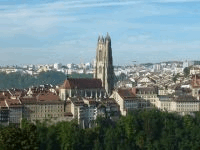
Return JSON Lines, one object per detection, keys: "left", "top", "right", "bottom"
{"left": 0, "top": 122, "right": 38, "bottom": 150}
{"left": 183, "top": 67, "right": 190, "bottom": 77}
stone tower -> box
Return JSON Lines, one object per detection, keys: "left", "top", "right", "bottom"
{"left": 94, "top": 33, "right": 114, "bottom": 96}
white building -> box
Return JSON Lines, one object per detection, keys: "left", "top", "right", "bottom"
{"left": 111, "top": 88, "right": 151, "bottom": 116}
{"left": 54, "top": 63, "right": 62, "bottom": 70}
{"left": 156, "top": 95, "right": 200, "bottom": 113}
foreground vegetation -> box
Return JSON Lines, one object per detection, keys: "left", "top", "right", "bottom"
{"left": 1, "top": 109, "right": 200, "bottom": 150}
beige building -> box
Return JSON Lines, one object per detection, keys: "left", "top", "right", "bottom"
{"left": 135, "top": 87, "right": 159, "bottom": 106}
{"left": 191, "top": 74, "right": 200, "bottom": 100}
{"left": 0, "top": 100, "right": 9, "bottom": 126}
{"left": 156, "top": 95, "right": 200, "bottom": 113}
{"left": 137, "top": 77, "right": 155, "bottom": 87}
{"left": 5, "top": 99, "right": 22, "bottom": 125}
{"left": 111, "top": 88, "right": 151, "bottom": 116}
{"left": 170, "top": 96, "right": 200, "bottom": 113}
{"left": 158, "top": 89, "right": 175, "bottom": 95}
{"left": 190, "top": 67, "right": 200, "bottom": 75}
{"left": 37, "top": 65, "right": 50, "bottom": 73}
{"left": 68, "top": 97, "right": 119, "bottom": 127}
{"left": 69, "top": 97, "right": 86, "bottom": 125}
{"left": 156, "top": 96, "right": 172, "bottom": 111}
{"left": 20, "top": 93, "right": 67, "bottom": 124}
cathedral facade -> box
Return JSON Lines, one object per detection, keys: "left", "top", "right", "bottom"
{"left": 94, "top": 33, "right": 114, "bottom": 96}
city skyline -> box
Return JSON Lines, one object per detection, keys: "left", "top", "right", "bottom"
{"left": 0, "top": 0, "right": 200, "bottom": 65}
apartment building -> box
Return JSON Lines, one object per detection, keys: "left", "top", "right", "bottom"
{"left": 68, "top": 97, "right": 119, "bottom": 127}
{"left": 5, "top": 99, "right": 22, "bottom": 125}
{"left": 190, "top": 67, "right": 200, "bottom": 75}
{"left": 0, "top": 100, "right": 9, "bottom": 126}
{"left": 170, "top": 96, "right": 200, "bottom": 113}
{"left": 156, "top": 95, "right": 172, "bottom": 111}
{"left": 156, "top": 95, "right": 200, "bottom": 113}
{"left": 111, "top": 88, "right": 151, "bottom": 116}
{"left": 101, "top": 98, "right": 120, "bottom": 118}
{"left": 135, "top": 87, "right": 159, "bottom": 106}
{"left": 191, "top": 74, "right": 200, "bottom": 100}
{"left": 69, "top": 97, "right": 86, "bottom": 126}
{"left": 20, "top": 93, "right": 66, "bottom": 124}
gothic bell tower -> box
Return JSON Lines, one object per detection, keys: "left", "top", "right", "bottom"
{"left": 94, "top": 33, "right": 114, "bottom": 96}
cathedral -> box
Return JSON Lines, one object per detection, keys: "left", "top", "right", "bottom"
{"left": 58, "top": 33, "right": 117, "bottom": 127}
{"left": 94, "top": 33, "right": 114, "bottom": 96}
{"left": 60, "top": 33, "right": 115, "bottom": 100}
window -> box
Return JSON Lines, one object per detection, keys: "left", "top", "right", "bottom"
{"left": 99, "top": 66, "right": 102, "bottom": 74}
{"left": 99, "top": 50, "right": 103, "bottom": 61}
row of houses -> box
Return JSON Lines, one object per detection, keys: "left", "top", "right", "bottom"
{"left": 0, "top": 79, "right": 120, "bottom": 127}
{"left": 1, "top": 74, "right": 200, "bottom": 127}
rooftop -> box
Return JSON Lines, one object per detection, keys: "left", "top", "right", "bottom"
{"left": 118, "top": 88, "right": 137, "bottom": 100}
{"left": 61, "top": 78, "right": 102, "bottom": 89}
{"left": 5, "top": 99, "right": 22, "bottom": 107}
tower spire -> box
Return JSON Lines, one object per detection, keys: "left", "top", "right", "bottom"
{"left": 105, "top": 32, "right": 111, "bottom": 41}
{"left": 94, "top": 33, "right": 114, "bottom": 96}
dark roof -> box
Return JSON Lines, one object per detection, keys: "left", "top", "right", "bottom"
{"left": 101, "top": 98, "right": 119, "bottom": 106}
{"left": 136, "top": 87, "right": 157, "bottom": 94}
{"left": 158, "top": 95, "right": 173, "bottom": 101}
{"left": 20, "top": 98, "right": 37, "bottom": 104}
{"left": 64, "top": 112, "right": 73, "bottom": 117}
{"left": 61, "top": 78, "right": 102, "bottom": 89}
{"left": 70, "top": 97, "right": 85, "bottom": 106}
{"left": 118, "top": 89, "right": 136, "bottom": 99}
{"left": 172, "top": 95, "right": 199, "bottom": 102}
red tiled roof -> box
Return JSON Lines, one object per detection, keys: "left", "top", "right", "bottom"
{"left": 173, "top": 95, "right": 199, "bottom": 102}
{"left": 37, "top": 93, "right": 59, "bottom": 101}
{"left": 20, "top": 98, "right": 37, "bottom": 104}
{"left": 61, "top": 78, "right": 102, "bottom": 89}
{"left": 0, "top": 101, "right": 7, "bottom": 107}
{"left": 0, "top": 92, "right": 10, "bottom": 100}
{"left": 191, "top": 74, "right": 200, "bottom": 88}
{"left": 20, "top": 96, "right": 63, "bottom": 104}
{"left": 118, "top": 89, "right": 136, "bottom": 99}
{"left": 5, "top": 99, "right": 21, "bottom": 107}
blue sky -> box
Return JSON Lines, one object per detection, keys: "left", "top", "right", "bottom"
{"left": 0, "top": 0, "right": 200, "bottom": 65}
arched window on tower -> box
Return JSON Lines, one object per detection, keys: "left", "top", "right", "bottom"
{"left": 99, "top": 66, "right": 102, "bottom": 74}
{"left": 99, "top": 50, "right": 103, "bottom": 61}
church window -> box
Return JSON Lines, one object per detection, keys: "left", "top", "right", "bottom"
{"left": 99, "top": 50, "right": 103, "bottom": 61}
{"left": 99, "top": 66, "right": 102, "bottom": 74}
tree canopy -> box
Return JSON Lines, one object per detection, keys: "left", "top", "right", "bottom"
{"left": 183, "top": 67, "right": 190, "bottom": 77}
{"left": 1, "top": 109, "right": 200, "bottom": 150}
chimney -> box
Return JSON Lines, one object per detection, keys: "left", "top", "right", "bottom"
{"left": 132, "top": 88, "right": 136, "bottom": 95}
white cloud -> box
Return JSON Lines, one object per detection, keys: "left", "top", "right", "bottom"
{"left": 0, "top": 0, "right": 182, "bottom": 38}
{"left": 152, "top": 0, "right": 200, "bottom": 3}
{"left": 0, "top": 0, "right": 200, "bottom": 64}
{"left": 127, "top": 35, "right": 151, "bottom": 42}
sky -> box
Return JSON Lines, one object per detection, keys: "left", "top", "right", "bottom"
{"left": 0, "top": 0, "right": 200, "bottom": 66}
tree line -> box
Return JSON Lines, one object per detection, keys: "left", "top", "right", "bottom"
{"left": 0, "top": 71, "right": 93, "bottom": 90}
{"left": 1, "top": 109, "right": 200, "bottom": 150}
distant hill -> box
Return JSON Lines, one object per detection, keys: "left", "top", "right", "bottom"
{"left": 141, "top": 63, "right": 154, "bottom": 67}
{"left": 68, "top": 73, "right": 93, "bottom": 79}
{"left": 0, "top": 71, "right": 93, "bottom": 90}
